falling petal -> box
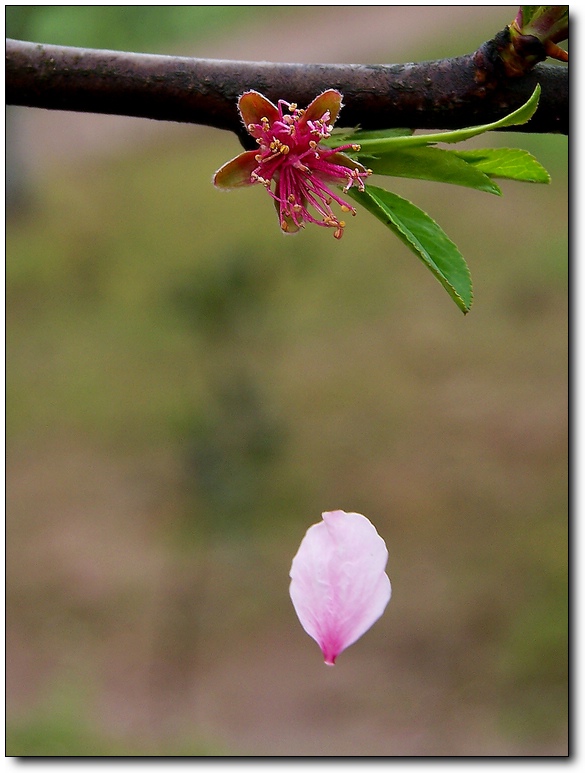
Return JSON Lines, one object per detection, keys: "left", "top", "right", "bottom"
{"left": 289, "top": 510, "right": 391, "bottom": 665}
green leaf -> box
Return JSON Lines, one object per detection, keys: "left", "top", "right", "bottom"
{"left": 454, "top": 148, "right": 551, "bottom": 183}
{"left": 331, "top": 127, "right": 414, "bottom": 142}
{"left": 348, "top": 185, "right": 473, "bottom": 314}
{"left": 350, "top": 85, "right": 541, "bottom": 154}
{"left": 365, "top": 146, "right": 502, "bottom": 195}
{"left": 324, "top": 127, "right": 413, "bottom": 147}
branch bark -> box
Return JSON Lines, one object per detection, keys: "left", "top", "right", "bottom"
{"left": 5, "top": 36, "right": 568, "bottom": 142}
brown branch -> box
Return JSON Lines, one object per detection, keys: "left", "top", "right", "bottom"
{"left": 5, "top": 36, "right": 568, "bottom": 142}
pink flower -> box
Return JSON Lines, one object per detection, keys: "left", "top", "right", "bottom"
{"left": 289, "top": 510, "right": 391, "bottom": 665}
{"left": 213, "top": 90, "right": 371, "bottom": 239}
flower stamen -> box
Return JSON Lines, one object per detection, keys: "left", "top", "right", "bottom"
{"left": 214, "top": 90, "right": 370, "bottom": 237}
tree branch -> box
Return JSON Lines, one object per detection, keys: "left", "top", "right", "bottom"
{"left": 6, "top": 36, "right": 568, "bottom": 142}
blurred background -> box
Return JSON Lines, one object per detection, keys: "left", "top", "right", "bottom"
{"left": 6, "top": 5, "right": 567, "bottom": 757}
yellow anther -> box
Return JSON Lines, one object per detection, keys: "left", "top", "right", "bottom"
{"left": 251, "top": 172, "right": 270, "bottom": 186}
{"left": 268, "top": 139, "right": 290, "bottom": 155}
{"left": 352, "top": 144, "right": 361, "bottom": 151}
{"left": 289, "top": 103, "right": 297, "bottom": 111}
{"left": 341, "top": 205, "right": 351, "bottom": 212}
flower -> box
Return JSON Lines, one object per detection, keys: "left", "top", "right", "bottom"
{"left": 289, "top": 510, "right": 391, "bottom": 665}
{"left": 213, "top": 90, "right": 371, "bottom": 239}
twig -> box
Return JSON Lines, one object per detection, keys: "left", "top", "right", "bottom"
{"left": 5, "top": 37, "right": 568, "bottom": 142}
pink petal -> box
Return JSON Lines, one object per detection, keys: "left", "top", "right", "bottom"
{"left": 238, "top": 90, "right": 279, "bottom": 128}
{"left": 298, "top": 90, "right": 343, "bottom": 130}
{"left": 213, "top": 151, "right": 259, "bottom": 189}
{"left": 289, "top": 510, "right": 391, "bottom": 665}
